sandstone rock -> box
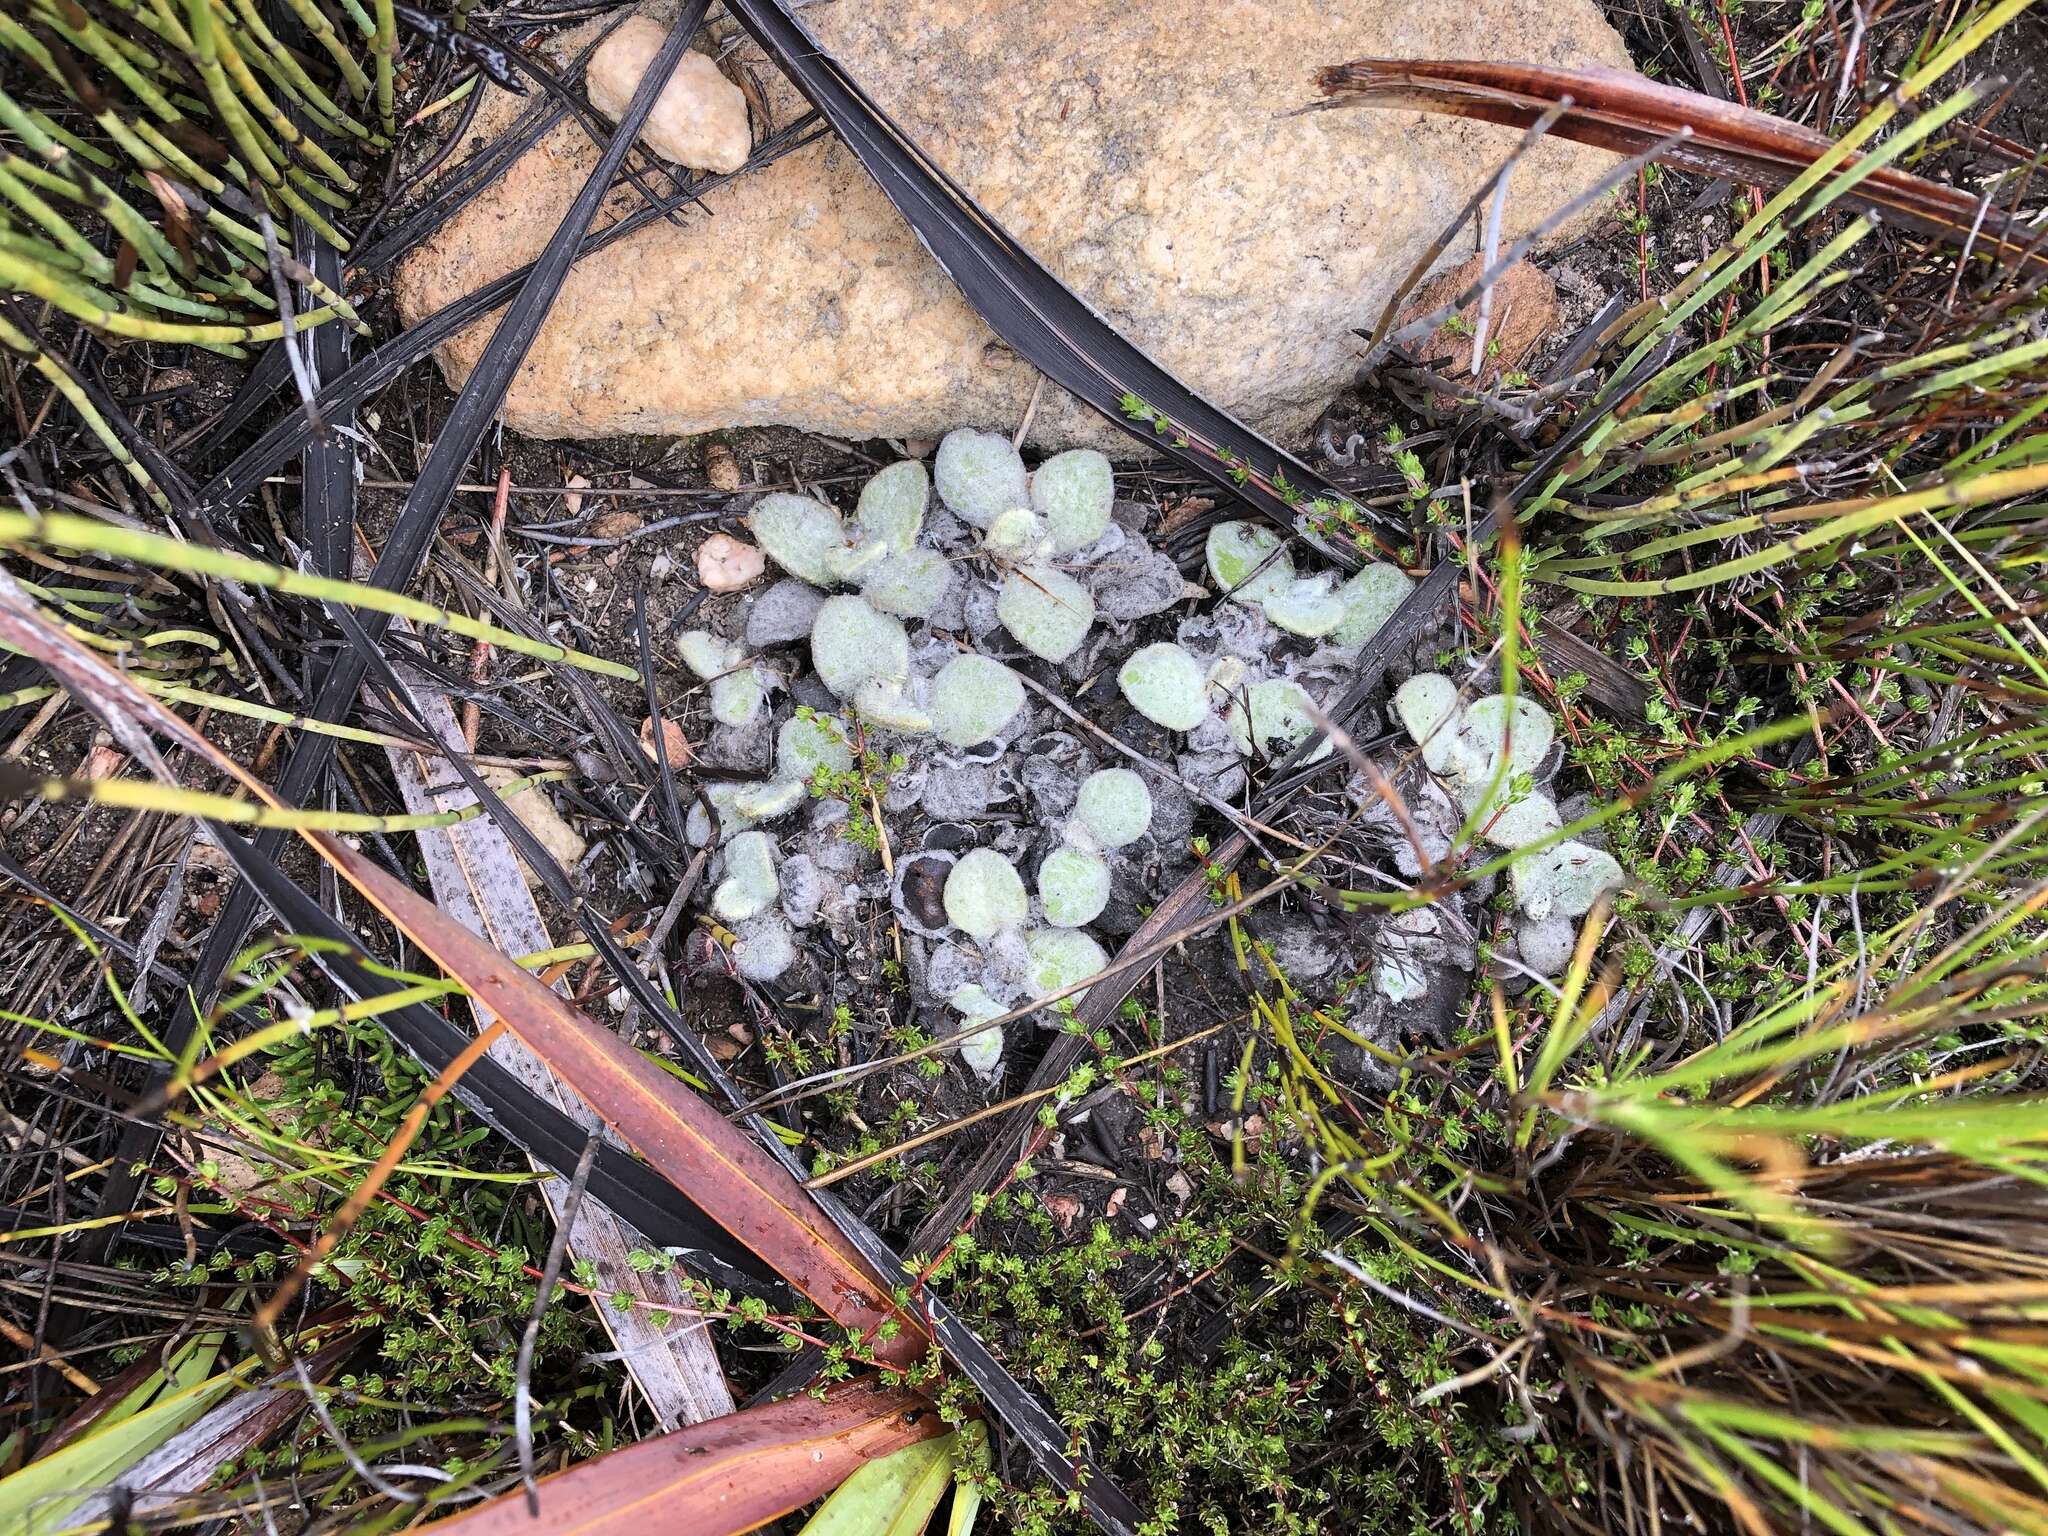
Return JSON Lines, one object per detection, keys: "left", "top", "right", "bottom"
{"left": 1395, "top": 255, "right": 1562, "bottom": 396}
{"left": 586, "top": 16, "right": 751, "bottom": 173}
{"left": 479, "top": 764, "right": 587, "bottom": 871}
{"left": 399, "top": 0, "right": 1631, "bottom": 451}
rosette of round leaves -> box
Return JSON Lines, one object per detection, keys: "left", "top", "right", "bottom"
{"left": 1029, "top": 449, "right": 1113, "bottom": 553}
{"left": 1510, "top": 840, "right": 1625, "bottom": 922}
{"left": 810, "top": 595, "right": 909, "bottom": 699}
{"left": 855, "top": 460, "right": 928, "bottom": 553}
{"left": 997, "top": 564, "right": 1095, "bottom": 663}
{"left": 1206, "top": 520, "right": 1293, "bottom": 606}
{"left": 943, "top": 848, "right": 1029, "bottom": 941}
{"left": 677, "top": 629, "right": 765, "bottom": 728}
{"left": 1073, "top": 768, "right": 1152, "bottom": 849}
{"left": 748, "top": 492, "right": 846, "bottom": 587}
{"left": 1025, "top": 927, "right": 1107, "bottom": 1006}
{"left": 1395, "top": 678, "right": 1564, "bottom": 845}
{"left": 951, "top": 983, "right": 1007, "bottom": 1081}
{"left": 1227, "top": 678, "right": 1331, "bottom": 762}
{"left": 1333, "top": 563, "right": 1415, "bottom": 650}
{"left": 1261, "top": 573, "right": 1346, "bottom": 638}
{"left": 777, "top": 712, "right": 853, "bottom": 781}
{"left": 929, "top": 654, "right": 1025, "bottom": 749}
{"left": 711, "top": 829, "right": 780, "bottom": 924}
{"left": 861, "top": 546, "right": 954, "bottom": 619}
{"left": 1117, "top": 642, "right": 1207, "bottom": 730}
{"left": 934, "top": 428, "right": 1028, "bottom": 528}
{"left": 1038, "top": 845, "right": 1110, "bottom": 927}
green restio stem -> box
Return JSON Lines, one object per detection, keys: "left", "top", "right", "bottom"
{"left": 372, "top": 0, "right": 394, "bottom": 136}
{"left": 179, "top": 0, "right": 285, "bottom": 189}
{"left": 0, "top": 509, "right": 641, "bottom": 680}
{"left": 213, "top": 41, "right": 358, "bottom": 191}
{"left": 271, "top": 0, "right": 372, "bottom": 100}
{"left": 3, "top": 766, "right": 571, "bottom": 835}
{"left": 0, "top": 315, "right": 172, "bottom": 513}
{"left": 0, "top": 249, "right": 347, "bottom": 343}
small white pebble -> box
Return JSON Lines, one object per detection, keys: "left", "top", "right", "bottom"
{"left": 696, "top": 532, "right": 766, "bottom": 591}
{"left": 586, "top": 17, "right": 751, "bottom": 174}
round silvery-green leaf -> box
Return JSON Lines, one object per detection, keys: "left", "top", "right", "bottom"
{"left": 1332, "top": 563, "right": 1415, "bottom": 650}
{"left": 711, "top": 830, "right": 779, "bottom": 924}
{"left": 1074, "top": 768, "right": 1152, "bottom": 849}
{"left": 820, "top": 536, "right": 891, "bottom": 586}
{"left": 1510, "top": 839, "right": 1624, "bottom": 921}
{"left": 951, "top": 984, "right": 1006, "bottom": 1080}
{"left": 1460, "top": 694, "right": 1555, "bottom": 777}
{"left": 861, "top": 547, "right": 954, "bottom": 619}
{"left": 1116, "top": 642, "right": 1206, "bottom": 730}
{"left": 676, "top": 628, "right": 736, "bottom": 680}
{"left": 1477, "top": 788, "right": 1559, "bottom": 850}
{"left": 1227, "top": 678, "right": 1331, "bottom": 761}
{"left": 732, "top": 914, "right": 796, "bottom": 981}
{"left": 1261, "top": 574, "right": 1346, "bottom": 637}
{"left": 1517, "top": 915, "right": 1575, "bottom": 975}
{"left": 1205, "top": 521, "right": 1293, "bottom": 605}
{"left": 929, "top": 654, "right": 1025, "bottom": 748}
{"left": 855, "top": 460, "right": 927, "bottom": 553}
{"left": 997, "top": 565, "right": 1094, "bottom": 663}
{"left": 731, "top": 778, "right": 805, "bottom": 820}
{"left": 810, "top": 595, "right": 909, "bottom": 699}
{"left": 1038, "top": 846, "right": 1110, "bottom": 927}
{"left": 748, "top": 493, "right": 845, "bottom": 586}
{"left": 777, "top": 713, "right": 853, "bottom": 782}
{"left": 708, "top": 661, "right": 765, "bottom": 727}
{"left": 943, "top": 848, "right": 1028, "bottom": 940}
{"left": 686, "top": 782, "right": 756, "bottom": 847}
{"left": 1025, "top": 927, "right": 1107, "bottom": 1003}
{"left": 1393, "top": 673, "right": 1462, "bottom": 772}
{"left": 983, "top": 506, "right": 1053, "bottom": 562}
{"left": 853, "top": 677, "right": 932, "bottom": 734}
{"left": 934, "top": 428, "right": 1028, "bottom": 528}
{"left": 1030, "top": 449, "right": 1113, "bottom": 553}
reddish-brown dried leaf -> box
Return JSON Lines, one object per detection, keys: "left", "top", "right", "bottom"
{"left": 319, "top": 830, "right": 927, "bottom": 1365}
{"left": 1314, "top": 60, "right": 2046, "bottom": 272}
{"left": 421, "top": 1379, "right": 943, "bottom": 1536}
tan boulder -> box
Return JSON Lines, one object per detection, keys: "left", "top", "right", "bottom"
{"left": 396, "top": 0, "right": 1631, "bottom": 453}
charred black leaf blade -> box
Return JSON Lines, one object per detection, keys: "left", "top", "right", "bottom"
{"left": 719, "top": 0, "right": 1381, "bottom": 570}
{"left": 182, "top": 2, "right": 713, "bottom": 1023}
{"left": 196, "top": 113, "right": 825, "bottom": 514}
{"left": 102, "top": 5, "right": 716, "bottom": 1260}
{"left": 197, "top": 822, "right": 778, "bottom": 1298}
